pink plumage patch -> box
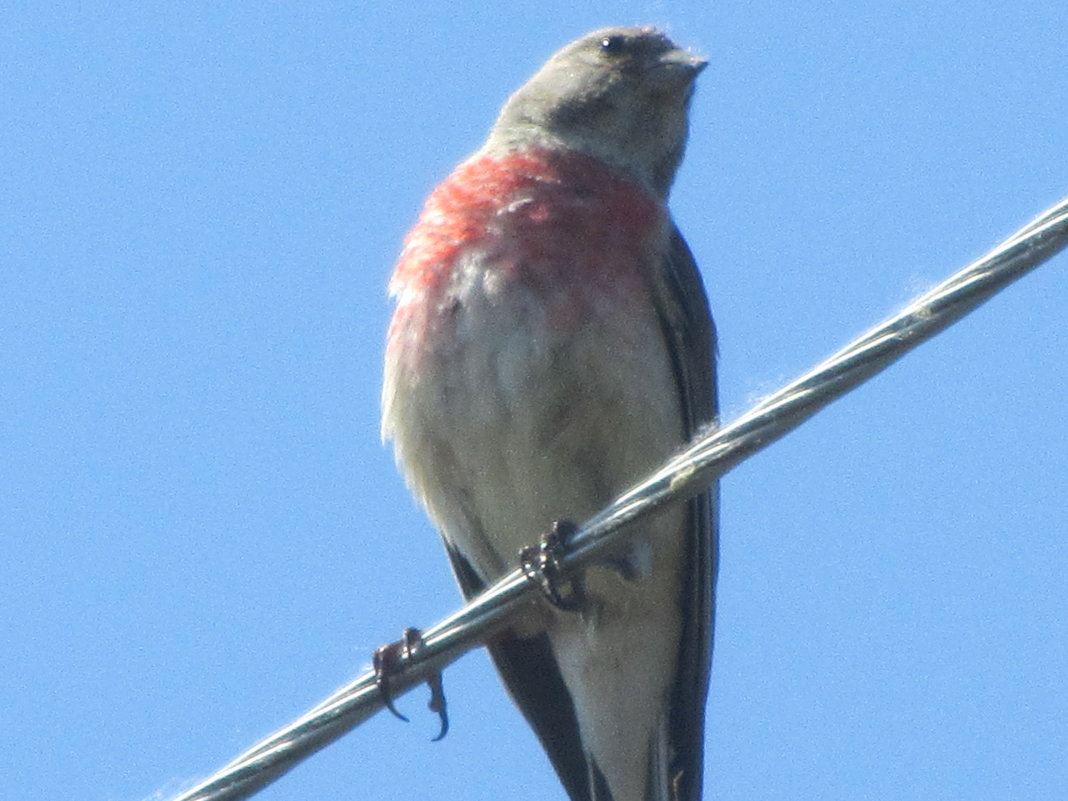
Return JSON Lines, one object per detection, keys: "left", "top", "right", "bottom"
{"left": 385, "top": 147, "right": 668, "bottom": 365}
{"left": 389, "top": 148, "right": 663, "bottom": 298}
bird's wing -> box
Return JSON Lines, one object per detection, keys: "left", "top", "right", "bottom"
{"left": 651, "top": 226, "right": 718, "bottom": 801}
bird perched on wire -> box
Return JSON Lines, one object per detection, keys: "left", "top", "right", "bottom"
{"left": 382, "top": 25, "right": 718, "bottom": 801}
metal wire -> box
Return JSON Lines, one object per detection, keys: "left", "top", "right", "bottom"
{"left": 166, "top": 195, "right": 1068, "bottom": 801}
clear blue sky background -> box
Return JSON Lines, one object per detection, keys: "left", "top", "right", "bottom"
{"left": 4, "top": 3, "right": 1066, "bottom": 800}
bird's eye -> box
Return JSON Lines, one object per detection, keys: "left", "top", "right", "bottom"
{"left": 599, "top": 35, "right": 626, "bottom": 55}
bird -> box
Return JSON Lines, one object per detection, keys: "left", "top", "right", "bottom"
{"left": 382, "top": 26, "right": 718, "bottom": 801}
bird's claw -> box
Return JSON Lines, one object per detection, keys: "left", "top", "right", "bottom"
{"left": 372, "top": 631, "right": 414, "bottom": 723}
{"left": 372, "top": 627, "right": 449, "bottom": 740}
{"left": 425, "top": 665, "right": 449, "bottom": 742}
{"left": 519, "top": 520, "right": 585, "bottom": 611}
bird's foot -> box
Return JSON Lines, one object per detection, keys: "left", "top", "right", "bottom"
{"left": 372, "top": 627, "right": 449, "bottom": 740}
{"left": 519, "top": 520, "right": 585, "bottom": 611}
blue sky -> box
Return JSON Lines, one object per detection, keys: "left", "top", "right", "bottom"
{"left": 3, "top": 3, "right": 1066, "bottom": 800}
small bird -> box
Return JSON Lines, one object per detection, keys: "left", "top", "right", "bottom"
{"left": 382, "top": 26, "right": 717, "bottom": 801}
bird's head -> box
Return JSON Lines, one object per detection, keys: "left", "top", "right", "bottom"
{"left": 486, "top": 26, "right": 706, "bottom": 197}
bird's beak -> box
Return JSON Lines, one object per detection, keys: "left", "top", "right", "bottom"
{"left": 649, "top": 47, "right": 707, "bottom": 89}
